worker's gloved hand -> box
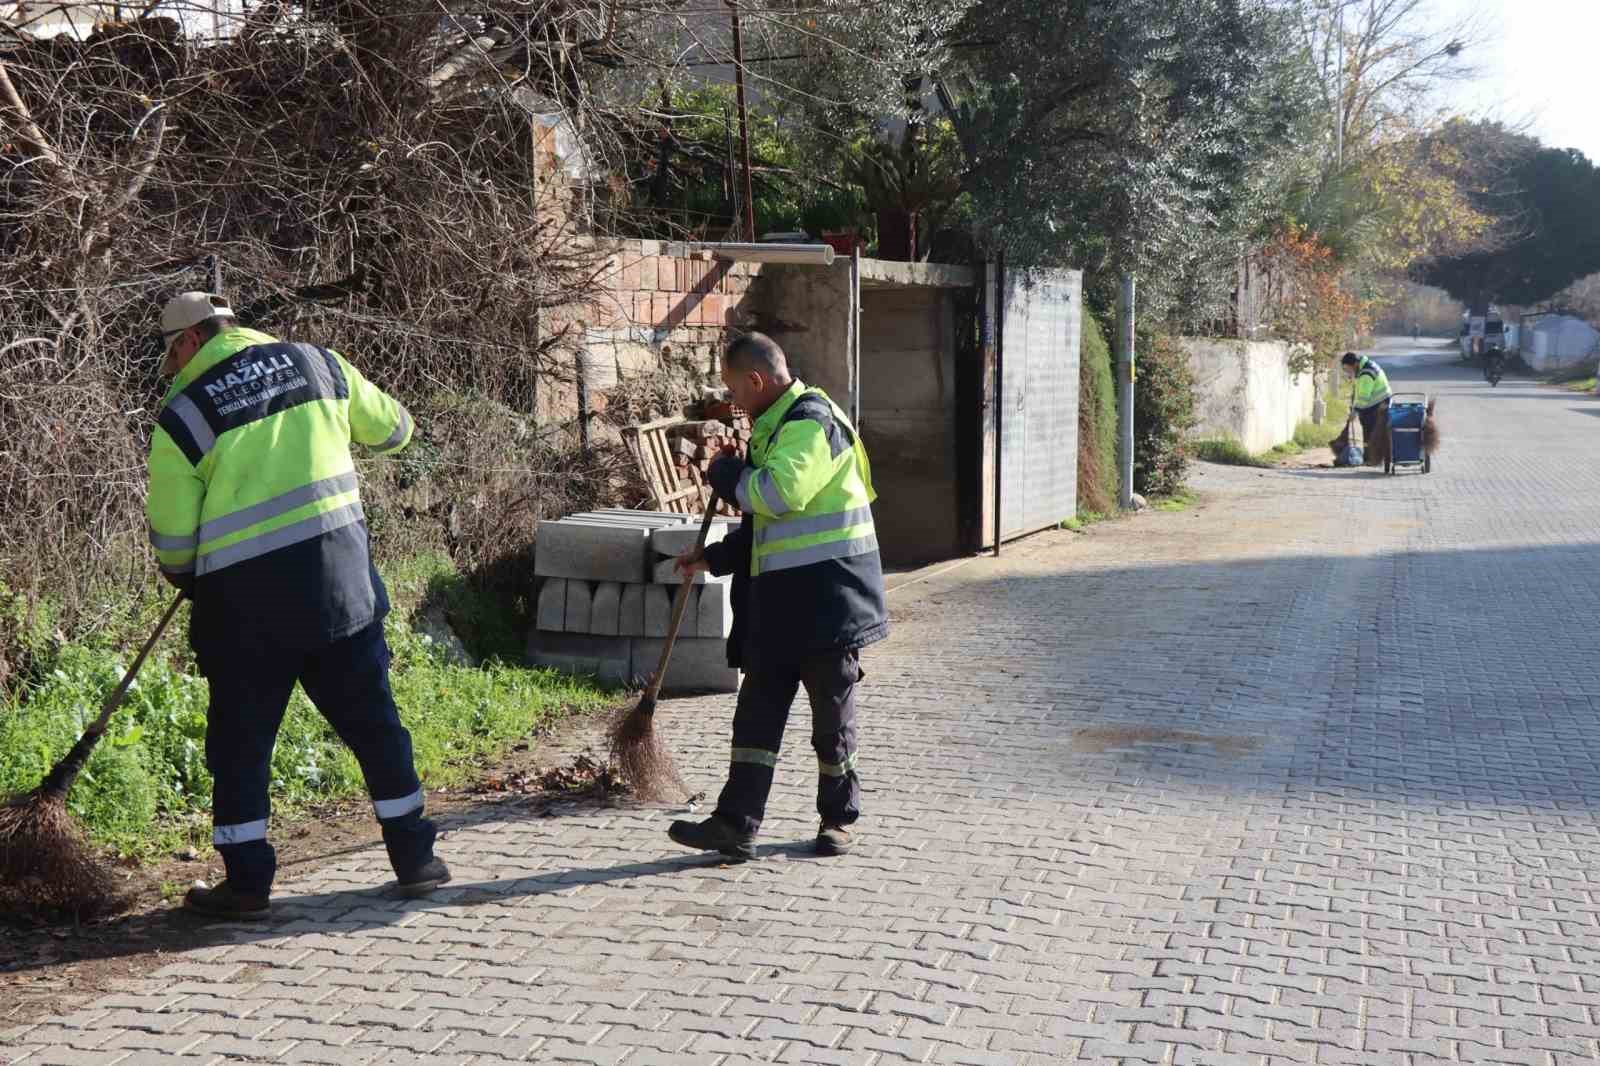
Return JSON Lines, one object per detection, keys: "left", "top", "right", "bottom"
{"left": 707, "top": 453, "right": 745, "bottom": 504}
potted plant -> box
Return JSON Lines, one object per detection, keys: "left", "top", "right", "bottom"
{"left": 846, "top": 119, "right": 963, "bottom": 262}
{"left": 801, "top": 189, "right": 868, "bottom": 254}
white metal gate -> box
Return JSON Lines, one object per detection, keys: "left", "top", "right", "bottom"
{"left": 983, "top": 265, "right": 1082, "bottom": 545}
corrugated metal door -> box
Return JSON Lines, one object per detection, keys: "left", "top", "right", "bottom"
{"left": 983, "top": 266, "right": 1082, "bottom": 544}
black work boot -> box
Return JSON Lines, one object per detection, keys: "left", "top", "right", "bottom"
{"left": 668, "top": 814, "right": 757, "bottom": 861}
{"left": 395, "top": 858, "right": 452, "bottom": 899}
{"left": 183, "top": 880, "right": 271, "bottom": 920}
{"left": 815, "top": 823, "right": 854, "bottom": 857}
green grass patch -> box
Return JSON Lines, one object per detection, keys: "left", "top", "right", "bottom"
{"left": 1544, "top": 358, "right": 1598, "bottom": 387}
{"left": 0, "top": 554, "right": 610, "bottom": 860}
{"left": 1292, "top": 393, "right": 1349, "bottom": 451}
{"left": 1192, "top": 437, "right": 1275, "bottom": 468}
{"left": 1061, "top": 509, "right": 1116, "bottom": 532}
{"left": 1154, "top": 489, "right": 1199, "bottom": 513}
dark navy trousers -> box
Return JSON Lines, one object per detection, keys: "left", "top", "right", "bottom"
{"left": 715, "top": 650, "right": 863, "bottom": 837}
{"left": 198, "top": 620, "right": 435, "bottom": 892}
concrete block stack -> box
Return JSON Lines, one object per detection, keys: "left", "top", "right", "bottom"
{"left": 528, "top": 510, "right": 741, "bottom": 693}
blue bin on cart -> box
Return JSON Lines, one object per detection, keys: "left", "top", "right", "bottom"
{"left": 1385, "top": 393, "right": 1430, "bottom": 475}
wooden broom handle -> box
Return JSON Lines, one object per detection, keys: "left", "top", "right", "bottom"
{"left": 641, "top": 500, "right": 722, "bottom": 702}
{"left": 86, "top": 592, "right": 186, "bottom": 737}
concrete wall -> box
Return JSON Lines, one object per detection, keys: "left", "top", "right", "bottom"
{"left": 1523, "top": 316, "right": 1600, "bottom": 372}
{"left": 749, "top": 260, "right": 977, "bottom": 566}
{"left": 747, "top": 262, "right": 854, "bottom": 401}
{"left": 859, "top": 287, "right": 961, "bottom": 565}
{"left": 1182, "top": 339, "right": 1315, "bottom": 454}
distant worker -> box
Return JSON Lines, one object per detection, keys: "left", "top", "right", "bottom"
{"left": 1341, "top": 350, "right": 1392, "bottom": 466}
{"left": 146, "top": 292, "right": 449, "bottom": 919}
{"left": 667, "top": 332, "right": 888, "bottom": 861}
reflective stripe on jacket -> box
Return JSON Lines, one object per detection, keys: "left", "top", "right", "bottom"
{"left": 146, "top": 328, "right": 412, "bottom": 647}
{"left": 736, "top": 381, "right": 879, "bottom": 577}
{"left": 704, "top": 381, "right": 888, "bottom": 667}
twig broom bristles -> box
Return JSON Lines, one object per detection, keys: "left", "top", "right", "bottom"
{"left": 0, "top": 593, "right": 185, "bottom": 919}
{"left": 607, "top": 502, "right": 723, "bottom": 802}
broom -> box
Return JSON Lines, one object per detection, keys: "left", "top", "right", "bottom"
{"left": 608, "top": 500, "right": 723, "bottom": 802}
{"left": 0, "top": 592, "right": 186, "bottom": 918}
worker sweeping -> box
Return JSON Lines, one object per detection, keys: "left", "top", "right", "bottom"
{"left": 667, "top": 333, "right": 887, "bottom": 860}
{"left": 1342, "top": 350, "right": 1392, "bottom": 467}
{"left": 146, "top": 292, "right": 449, "bottom": 919}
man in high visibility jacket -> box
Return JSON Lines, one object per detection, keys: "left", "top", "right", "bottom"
{"left": 667, "top": 332, "right": 888, "bottom": 860}
{"left": 147, "top": 292, "right": 448, "bottom": 919}
{"left": 1342, "top": 351, "right": 1392, "bottom": 466}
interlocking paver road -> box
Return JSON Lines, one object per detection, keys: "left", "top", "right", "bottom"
{"left": 9, "top": 350, "right": 1600, "bottom": 1064}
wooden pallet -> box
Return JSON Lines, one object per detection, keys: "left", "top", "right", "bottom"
{"left": 623, "top": 416, "right": 701, "bottom": 514}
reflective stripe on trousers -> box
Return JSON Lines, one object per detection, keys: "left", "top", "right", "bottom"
{"left": 373, "top": 787, "right": 424, "bottom": 820}
{"left": 715, "top": 650, "right": 861, "bottom": 837}
{"left": 731, "top": 746, "right": 780, "bottom": 768}
{"left": 214, "top": 818, "right": 268, "bottom": 846}
{"left": 818, "top": 751, "right": 858, "bottom": 778}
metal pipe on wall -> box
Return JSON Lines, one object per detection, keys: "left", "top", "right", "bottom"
{"left": 667, "top": 242, "right": 836, "bottom": 266}
{"left": 849, "top": 246, "right": 862, "bottom": 429}
{"left": 1117, "top": 273, "right": 1137, "bottom": 509}
{"left": 992, "top": 252, "right": 1006, "bottom": 557}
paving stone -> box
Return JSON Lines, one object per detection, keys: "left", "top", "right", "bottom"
{"left": 697, "top": 578, "right": 734, "bottom": 639}
{"left": 652, "top": 556, "right": 726, "bottom": 585}
{"left": 27, "top": 361, "right": 1600, "bottom": 1066}
{"left": 644, "top": 583, "right": 673, "bottom": 637}
{"left": 589, "top": 582, "right": 623, "bottom": 636}
{"left": 534, "top": 520, "right": 653, "bottom": 583}
{"left": 536, "top": 578, "right": 566, "bottom": 632}
{"left": 619, "top": 583, "right": 647, "bottom": 637}
{"left": 650, "top": 520, "right": 733, "bottom": 557}
{"left": 563, "top": 579, "right": 593, "bottom": 633}
{"left": 575, "top": 510, "right": 692, "bottom": 526}
{"left": 632, "top": 636, "right": 740, "bottom": 694}
{"left": 525, "top": 630, "right": 629, "bottom": 686}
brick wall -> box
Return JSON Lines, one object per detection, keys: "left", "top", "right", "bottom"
{"left": 572, "top": 240, "right": 764, "bottom": 389}
{"left": 661, "top": 412, "right": 753, "bottom": 517}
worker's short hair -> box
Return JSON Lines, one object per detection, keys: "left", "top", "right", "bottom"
{"left": 724, "top": 332, "right": 789, "bottom": 379}
{"left": 195, "top": 315, "right": 237, "bottom": 343}
{"left": 1340, "top": 351, "right": 1360, "bottom": 366}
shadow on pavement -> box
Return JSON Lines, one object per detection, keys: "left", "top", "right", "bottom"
{"left": 0, "top": 843, "right": 807, "bottom": 974}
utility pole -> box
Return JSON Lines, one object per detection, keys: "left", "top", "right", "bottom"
{"left": 1117, "top": 274, "right": 1136, "bottom": 510}
{"left": 727, "top": 0, "right": 757, "bottom": 241}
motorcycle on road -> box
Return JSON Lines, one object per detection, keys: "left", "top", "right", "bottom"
{"left": 1476, "top": 337, "right": 1505, "bottom": 387}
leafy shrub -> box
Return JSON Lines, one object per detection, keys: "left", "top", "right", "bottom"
{"left": 1131, "top": 332, "right": 1197, "bottom": 497}
{"left": 1077, "top": 311, "right": 1120, "bottom": 514}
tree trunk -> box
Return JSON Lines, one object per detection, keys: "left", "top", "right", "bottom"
{"left": 876, "top": 209, "right": 915, "bottom": 261}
